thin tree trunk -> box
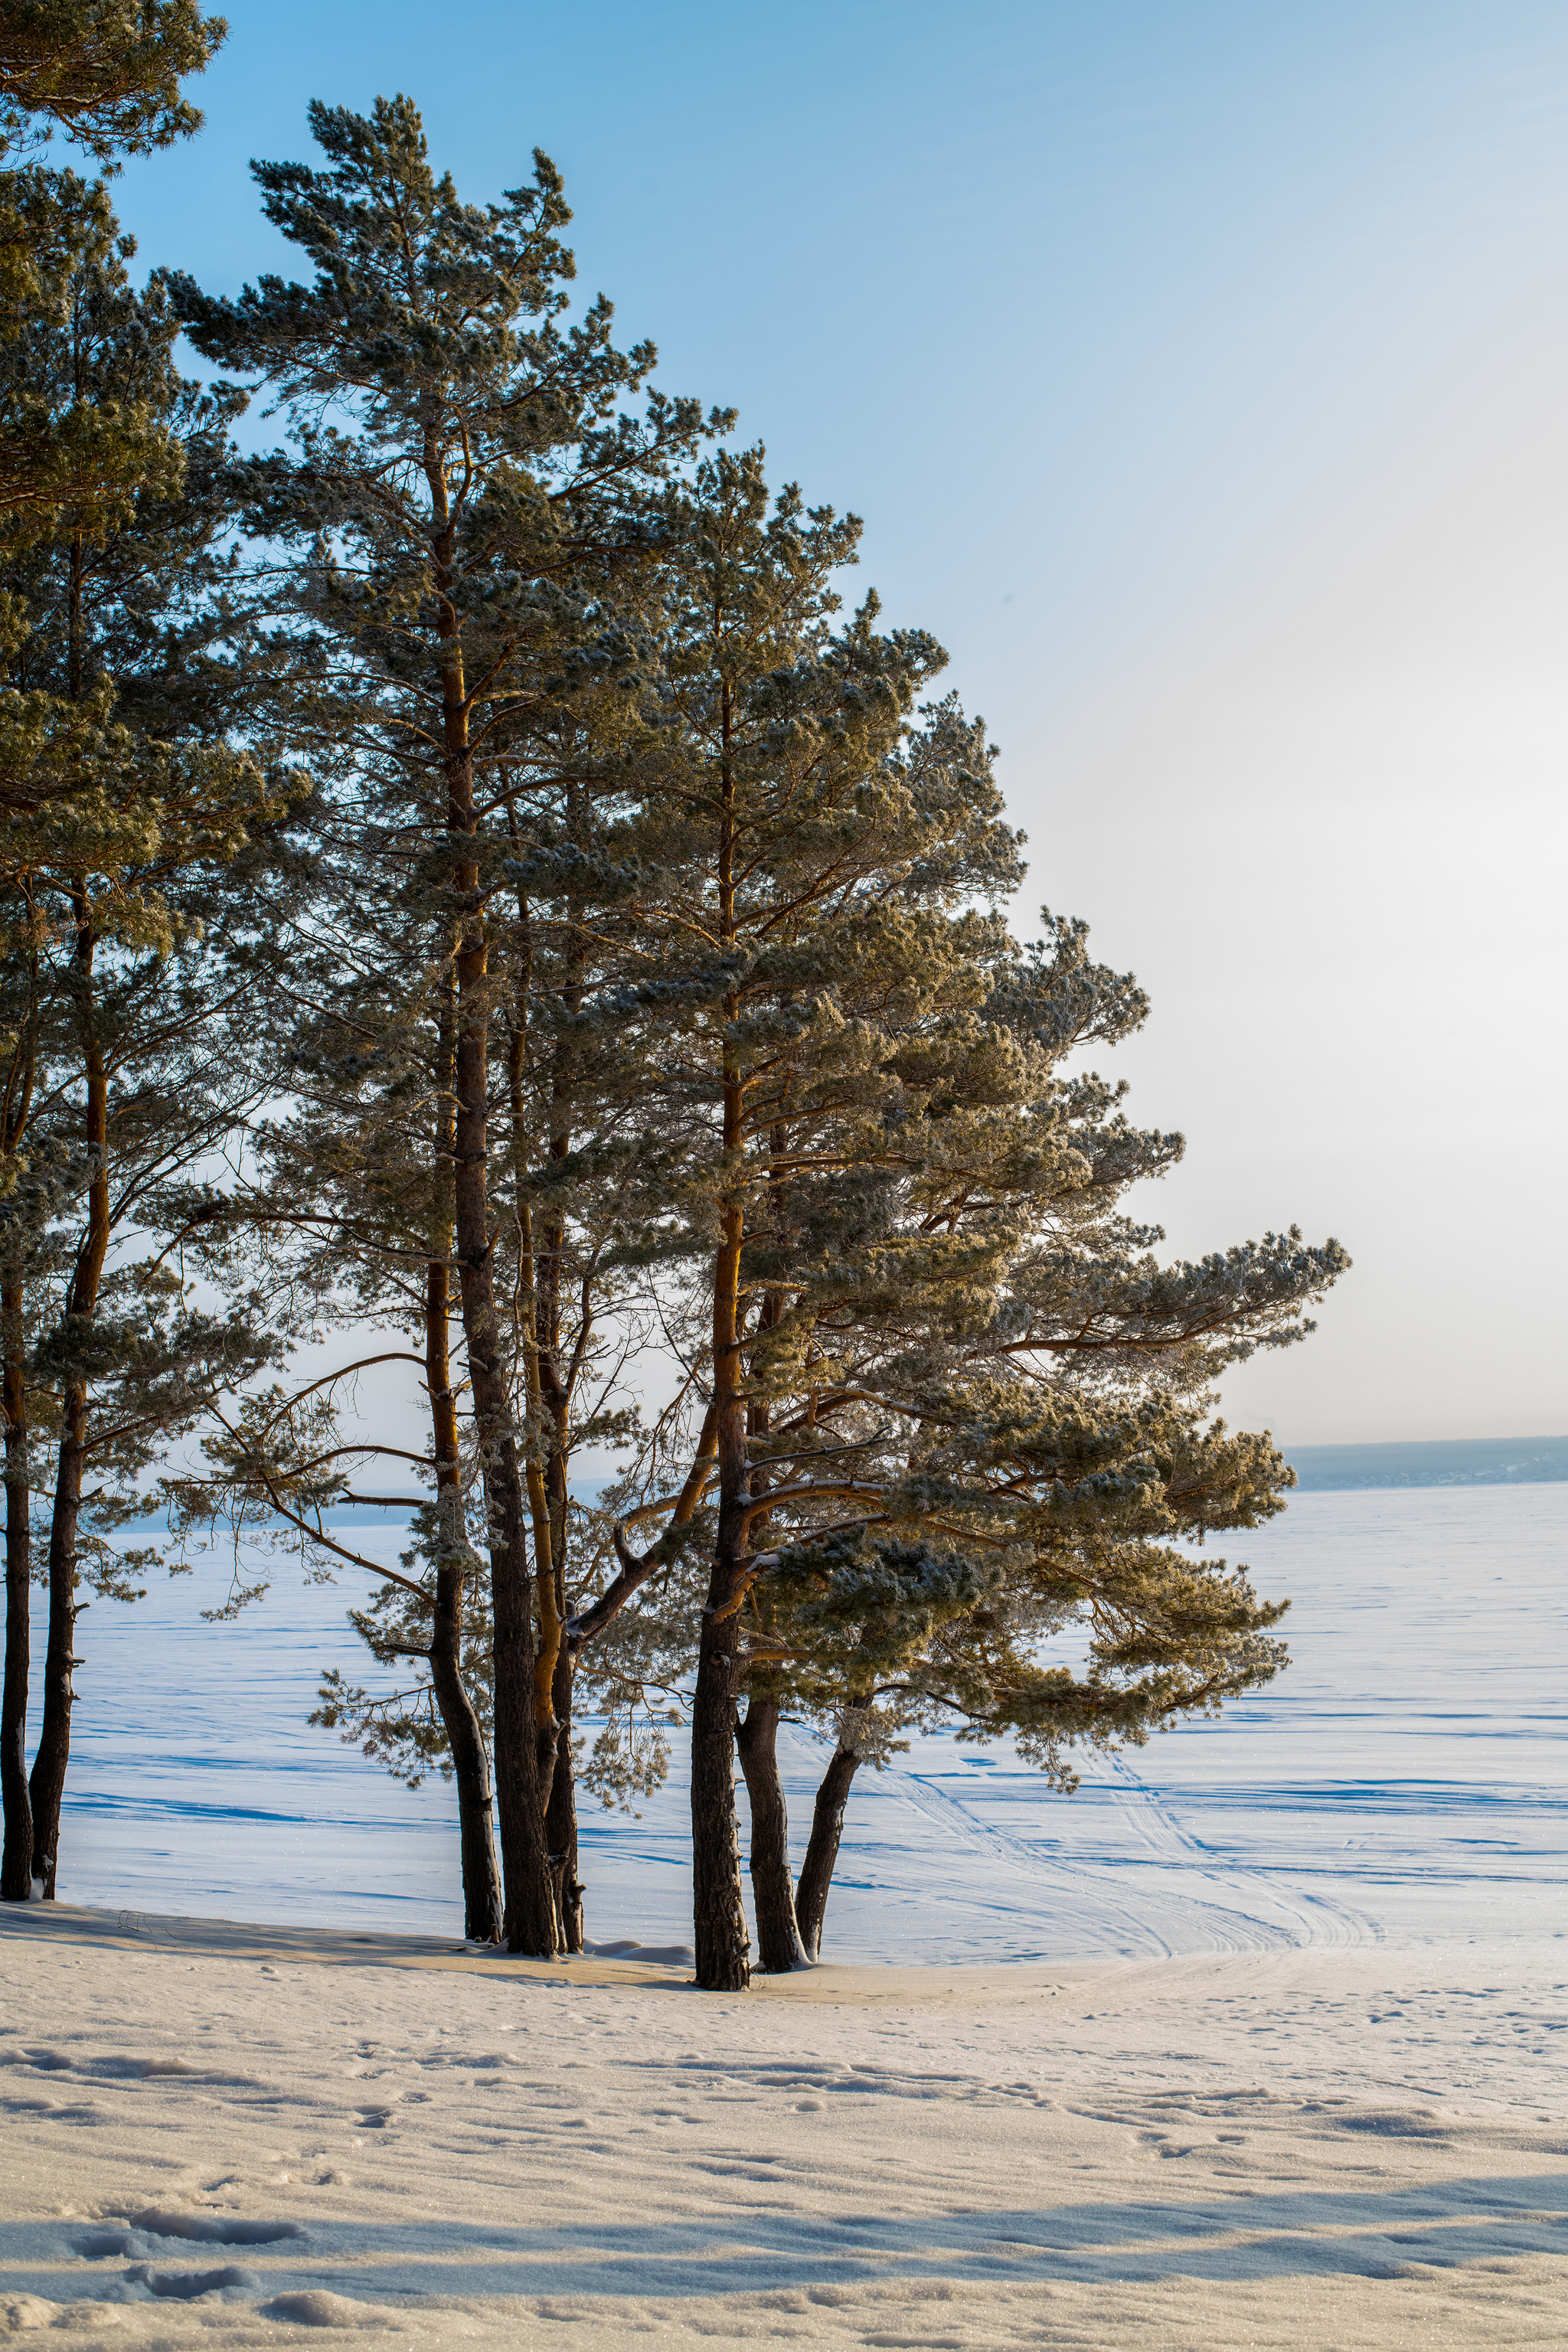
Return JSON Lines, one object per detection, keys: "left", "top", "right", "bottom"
{"left": 28, "top": 1388, "right": 83, "bottom": 1897}
{"left": 690, "top": 1515, "right": 749, "bottom": 1987}
{"left": 423, "top": 1241, "right": 502, "bottom": 1945}
{"left": 795, "top": 1745, "right": 861, "bottom": 1962}
{"left": 690, "top": 1207, "right": 751, "bottom": 1988}
{"left": 737, "top": 1697, "right": 808, "bottom": 1971}
{"left": 29, "top": 909, "right": 107, "bottom": 1897}
{"left": 426, "top": 421, "right": 555, "bottom": 1957}
{"left": 501, "top": 870, "right": 564, "bottom": 1844}
{"left": 0, "top": 1276, "right": 31, "bottom": 1900}
{"left": 691, "top": 685, "right": 751, "bottom": 1991}
{"left": 546, "top": 1636, "right": 583, "bottom": 1952}
{"left": 542, "top": 1417, "right": 581, "bottom": 1950}
{"left": 456, "top": 934, "right": 555, "bottom": 1955}
{"left": 517, "top": 1200, "right": 559, "bottom": 1809}
{"left": 1, "top": 969, "right": 36, "bottom": 1900}
{"left": 429, "top": 1554, "right": 502, "bottom": 1945}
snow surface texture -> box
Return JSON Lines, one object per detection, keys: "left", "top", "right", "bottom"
{"left": 31, "top": 1485, "right": 1568, "bottom": 1962}
{"left": 3, "top": 1483, "right": 1566, "bottom": 2343}
{"left": 2, "top": 1909, "right": 1566, "bottom": 2344}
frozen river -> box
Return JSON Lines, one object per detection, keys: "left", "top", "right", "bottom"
{"left": 29, "top": 1482, "right": 1568, "bottom": 1965}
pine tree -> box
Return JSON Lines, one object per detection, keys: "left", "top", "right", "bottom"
{"left": 161, "top": 873, "right": 511, "bottom": 1945}
{"left": 199, "top": 688, "right": 710, "bottom": 1950}
{"left": 172, "top": 92, "right": 722, "bottom": 1953}
{"left": 704, "top": 897, "right": 1342, "bottom": 1966}
{"left": 567, "top": 449, "right": 1010, "bottom": 1985}
{"left": 564, "top": 450, "right": 1348, "bottom": 1987}
{"left": 0, "top": 209, "right": 286, "bottom": 1899}
{"left": 0, "top": 3, "right": 224, "bottom": 532}
{"left": 0, "top": 1, "right": 224, "bottom": 162}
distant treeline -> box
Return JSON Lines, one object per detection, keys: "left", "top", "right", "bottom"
{"left": 0, "top": 12, "right": 1348, "bottom": 1986}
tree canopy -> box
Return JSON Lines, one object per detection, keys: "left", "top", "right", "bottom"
{"left": 0, "top": 90, "right": 1349, "bottom": 1985}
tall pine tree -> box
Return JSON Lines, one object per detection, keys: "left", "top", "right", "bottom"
{"left": 174, "top": 92, "right": 722, "bottom": 1952}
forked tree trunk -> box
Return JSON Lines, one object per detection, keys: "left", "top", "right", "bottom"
{"left": 456, "top": 984, "right": 556, "bottom": 1956}
{"left": 795, "top": 1744, "right": 861, "bottom": 1962}
{"left": 737, "top": 1696, "right": 808, "bottom": 1971}
{"left": 1, "top": 1279, "right": 31, "bottom": 1901}
{"left": 430, "top": 429, "right": 556, "bottom": 1958}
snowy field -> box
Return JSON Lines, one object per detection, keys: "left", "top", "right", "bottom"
{"left": 5, "top": 1481, "right": 1566, "bottom": 2347}
{"left": 32, "top": 1482, "right": 1568, "bottom": 1965}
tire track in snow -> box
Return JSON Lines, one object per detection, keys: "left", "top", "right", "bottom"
{"left": 887, "top": 1765, "right": 1179, "bottom": 1958}
{"left": 1089, "top": 1749, "right": 1379, "bottom": 1951}
{"left": 901, "top": 1764, "right": 1305, "bottom": 1957}
{"left": 776, "top": 1723, "right": 1379, "bottom": 1958}
{"left": 887, "top": 1749, "right": 1376, "bottom": 1957}
{"left": 773, "top": 1723, "right": 1176, "bottom": 1958}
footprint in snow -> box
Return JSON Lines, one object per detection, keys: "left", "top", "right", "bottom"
{"left": 75, "top": 2209, "right": 305, "bottom": 2259}
{"left": 126, "top": 2262, "right": 260, "bottom": 2300}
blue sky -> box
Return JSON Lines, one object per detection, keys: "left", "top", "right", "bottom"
{"left": 103, "top": 1, "right": 1568, "bottom": 1441}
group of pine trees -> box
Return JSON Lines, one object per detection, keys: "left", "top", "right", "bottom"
{"left": 0, "top": 8, "right": 1348, "bottom": 1989}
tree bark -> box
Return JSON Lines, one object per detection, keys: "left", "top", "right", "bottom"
{"left": 0, "top": 974, "right": 35, "bottom": 1900}
{"left": 28, "top": 1379, "right": 83, "bottom": 1897}
{"left": 690, "top": 678, "right": 751, "bottom": 1991}
{"left": 456, "top": 929, "right": 555, "bottom": 1956}
{"left": 426, "top": 416, "right": 556, "bottom": 1957}
{"left": 690, "top": 1563, "right": 749, "bottom": 1988}
{"left": 795, "top": 1744, "right": 861, "bottom": 1962}
{"left": 28, "top": 910, "right": 108, "bottom": 1897}
{"left": 1, "top": 1276, "right": 31, "bottom": 1900}
{"left": 423, "top": 1247, "right": 502, "bottom": 1945}
{"left": 691, "top": 1197, "right": 751, "bottom": 1990}
{"left": 546, "top": 1636, "right": 583, "bottom": 1952}
{"left": 737, "top": 1696, "right": 808, "bottom": 1971}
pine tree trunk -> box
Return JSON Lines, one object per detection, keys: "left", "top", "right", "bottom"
{"left": 456, "top": 982, "right": 556, "bottom": 1956}
{"left": 737, "top": 1696, "right": 808, "bottom": 1971}
{"left": 546, "top": 1639, "right": 583, "bottom": 1952}
{"left": 430, "top": 432, "right": 556, "bottom": 1959}
{"left": 1, "top": 1280, "right": 31, "bottom": 1902}
{"left": 795, "top": 1745, "right": 861, "bottom": 1962}
{"left": 424, "top": 1013, "right": 503, "bottom": 1944}
{"left": 688, "top": 686, "right": 753, "bottom": 1991}
{"left": 28, "top": 912, "right": 108, "bottom": 1900}
{"left": 28, "top": 1395, "right": 83, "bottom": 1898}
{"left": 428, "top": 1557, "right": 501, "bottom": 1945}
{"left": 691, "top": 1583, "right": 749, "bottom": 1990}
{"left": 691, "top": 1197, "right": 752, "bottom": 1990}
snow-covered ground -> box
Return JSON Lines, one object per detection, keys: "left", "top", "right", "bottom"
{"left": 5, "top": 1483, "right": 1567, "bottom": 2344}
{"left": 38, "top": 1484, "right": 1568, "bottom": 1965}
{"left": 3, "top": 1910, "right": 1566, "bottom": 2345}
